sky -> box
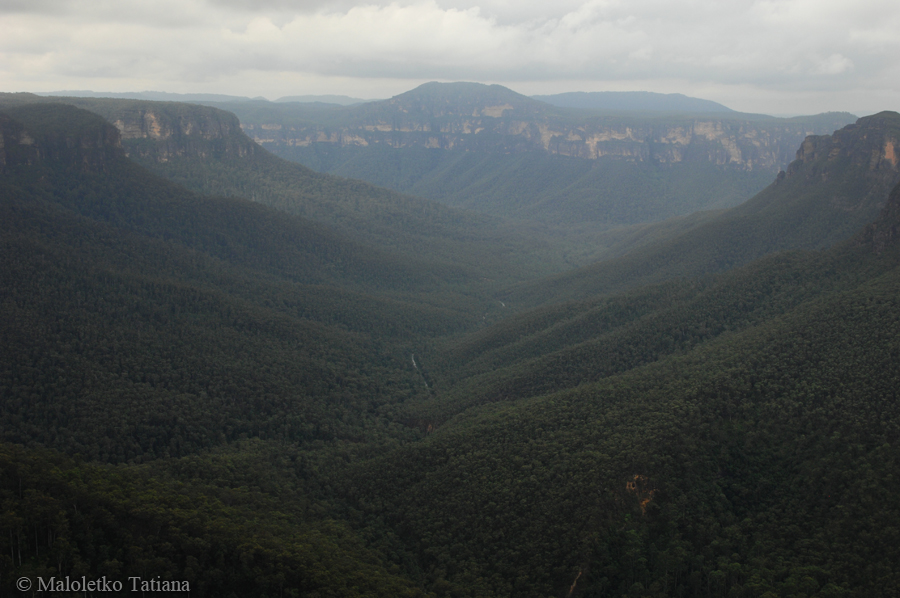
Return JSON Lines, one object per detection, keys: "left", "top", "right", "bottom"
{"left": 1, "top": 0, "right": 898, "bottom": 116}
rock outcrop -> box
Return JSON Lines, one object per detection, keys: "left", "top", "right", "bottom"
{"left": 60, "top": 99, "right": 260, "bottom": 163}
{"left": 782, "top": 111, "right": 900, "bottom": 212}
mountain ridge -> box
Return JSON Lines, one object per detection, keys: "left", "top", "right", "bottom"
{"left": 504, "top": 110, "right": 900, "bottom": 305}
{"left": 240, "top": 83, "right": 854, "bottom": 171}
{"left": 0, "top": 93, "right": 574, "bottom": 283}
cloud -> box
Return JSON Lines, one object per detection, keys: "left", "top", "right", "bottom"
{"left": 815, "top": 54, "right": 854, "bottom": 75}
{"left": 0, "top": 0, "right": 897, "bottom": 113}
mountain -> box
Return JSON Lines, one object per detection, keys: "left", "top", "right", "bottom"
{"left": 1, "top": 92, "right": 576, "bottom": 281}
{"left": 361, "top": 245, "right": 900, "bottom": 597}
{"left": 532, "top": 90, "right": 735, "bottom": 113}
{"left": 236, "top": 82, "right": 850, "bottom": 170}
{"left": 35, "top": 84, "right": 855, "bottom": 230}
{"left": 0, "top": 102, "right": 516, "bottom": 596}
{"left": 506, "top": 111, "right": 900, "bottom": 305}
{"left": 0, "top": 102, "right": 476, "bottom": 594}
{"left": 222, "top": 82, "right": 856, "bottom": 227}
{"left": 336, "top": 177, "right": 900, "bottom": 597}
{"left": 0, "top": 102, "right": 489, "bottom": 456}
{"left": 5, "top": 98, "right": 900, "bottom": 598}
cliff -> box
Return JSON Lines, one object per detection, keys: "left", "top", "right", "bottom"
{"left": 59, "top": 98, "right": 260, "bottom": 163}
{"left": 234, "top": 83, "right": 855, "bottom": 172}
{"left": 507, "top": 111, "right": 900, "bottom": 305}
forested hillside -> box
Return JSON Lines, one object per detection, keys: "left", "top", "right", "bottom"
{"left": 1, "top": 103, "right": 482, "bottom": 458}
{"left": 342, "top": 180, "right": 900, "bottom": 597}
{"left": 0, "top": 92, "right": 573, "bottom": 279}
{"left": 506, "top": 111, "right": 900, "bottom": 306}
{"left": 2, "top": 101, "right": 900, "bottom": 598}
{"left": 0, "top": 103, "right": 473, "bottom": 596}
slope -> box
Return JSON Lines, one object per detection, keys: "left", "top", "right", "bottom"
{"left": 0, "top": 103, "right": 485, "bottom": 460}
{"left": 0, "top": 92, "right": 567, "bottom": 282}
{"left": 293, "top": 145, "right": 772, "bottom": 226}
{"left": 339, "top": 180, "right": 900, "bottom": 598}
{"left": 0, "top": 444, "right": 427, "bottom": 598}
{"left": 1, "top": 102, "right": 499, "bottom": 596}
{"left": 505, "top": 111, "right": 900, "bottom": 306}
{"left": 4, "top": 98, "right": 900, "bottom": 598}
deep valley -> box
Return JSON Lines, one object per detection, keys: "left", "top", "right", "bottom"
{"left": 2, "top": 85, "right": 899, "bottom": 598}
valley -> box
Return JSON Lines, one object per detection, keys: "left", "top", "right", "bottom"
{"left": 1, "top": 87, "right": 899, "bottom": 598}
{"left": 209, "top": 83, "right": 855, "bottom": 227}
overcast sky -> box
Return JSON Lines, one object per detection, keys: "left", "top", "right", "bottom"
{"left": 1, "top": 0, "right": 898, "bottom": 115}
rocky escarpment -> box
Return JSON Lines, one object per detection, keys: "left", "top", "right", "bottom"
{"left": 780, "top": 111, "right": 900, "bottom": 212}
{"left": 788, "top": 111, "right": 900, "bottom": 177}
{"left": 237, "top": 83, "right": 855, "bottom": 172}
{"left": 245, "top": 117, "right": 847, "bottom": 171}
{"left": 61, "top": 98, "right": 260, "bottom": 163}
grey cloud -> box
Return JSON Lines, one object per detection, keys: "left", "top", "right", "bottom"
{"left": 0, "top": 0, "right": 71, "bottom": 13}
{"left": 1, "top": 0, "right": 897, "bottom": 115}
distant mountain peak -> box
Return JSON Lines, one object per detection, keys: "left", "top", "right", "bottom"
{"left": 395, "top": 81, "right": 531, "bottom": 102}
{"left": 379, "top": 81, "right": 546, "bottom": 118}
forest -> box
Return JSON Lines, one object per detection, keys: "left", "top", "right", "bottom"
{"left": 1, "top": 94, "right": 899, "bottom": 597}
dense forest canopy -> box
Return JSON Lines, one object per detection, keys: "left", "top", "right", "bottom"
{"left": 2, "top": 99, "right": 899, "bottom": 597}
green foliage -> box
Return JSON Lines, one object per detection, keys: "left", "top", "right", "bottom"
{"left": 3, "top": 100, "right": 900, "bottom": 598}
{"left": 0, "top": 444, "right": 427, "bottom": 597}
{"left": 0, "top": 105, "right": 468, "bottom": 463}
{"left": 343, "top": 239, "right": 900, "bottom": 597}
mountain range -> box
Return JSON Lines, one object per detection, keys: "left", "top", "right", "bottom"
{"left": 216, "top": 82, "right": 856, "bottom": 227}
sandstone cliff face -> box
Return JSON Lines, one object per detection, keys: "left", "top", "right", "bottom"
{"left": 63, "top": 99, "right": 260, "bottom": 163}
{"left": 226, "top": 83, "right": 853, "bottom": 171}
{"left": 787, "top": 112, "right": 900, "bottom": 177}
{"left": 782, "top": 111, "right": 900, "bottom": 212}
{"left": 242, "top": 113, "right": 853, "bottom": 172}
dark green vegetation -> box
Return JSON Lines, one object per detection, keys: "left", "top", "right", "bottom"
{"left": 2, "top": 99, "right": 900, "bottom": 598}
{"left": 2, "top": 91, "right": 579, "bottom": 278}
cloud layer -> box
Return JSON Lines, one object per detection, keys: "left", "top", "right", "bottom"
{"left": 1, "top": 0, "right": 898, "bottom": 114}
